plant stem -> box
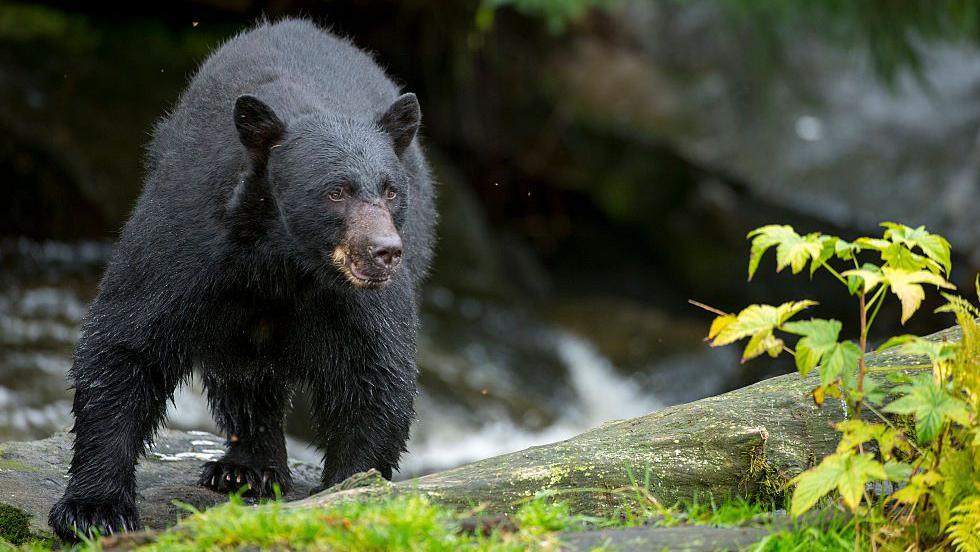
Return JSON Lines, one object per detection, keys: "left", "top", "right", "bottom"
{"left": 865, "top": 285, "right": 888, "bottom": 335}
{"left": 819, "top": 260, "right": 849, "bottom": 286}
{"left": 856, "top": 292, "right": 868, "bottom": 417}
{"left": 687, "top": 299, "right": 729, "bottom": 317}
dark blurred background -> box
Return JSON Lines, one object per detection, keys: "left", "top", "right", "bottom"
{"left": 2, "top": 0, "right": 979, "bottom": 476}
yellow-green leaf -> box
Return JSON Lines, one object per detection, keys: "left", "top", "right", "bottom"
{"left": 789, "top": 452, "right": 886, "bottom": 516}
{"left": 883, "top": 375, "right": 972, "bottom": 443}
{"left": 707, "top": 314, "right": 736, "bottom": 341}
{"left": 709, "top": 301, "right": 817, "bottom": 347}
{"left": 884, "top": 268, "right": 956, "bottom": 324}
{"left": 782, "top": 319, "right": 841, "bottom": 377}
{"left": 887, "top": 470, "right": 942, "bottom": 505}
{"left": 747, "top": 226, "right": 824, "bottom": 280}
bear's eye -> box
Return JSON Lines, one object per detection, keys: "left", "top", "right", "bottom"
{"left": 384, "top": 186, "right": 397, "bottom": 201}
{"left": 328, "top": 187, "right": 345, "bottom": 202}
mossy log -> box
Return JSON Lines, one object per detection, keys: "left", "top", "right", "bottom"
{"left": 298, "top": 326, "right": 951, "bottom": 516}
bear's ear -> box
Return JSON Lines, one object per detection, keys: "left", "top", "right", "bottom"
{"left": 377, "top": 93, "right": 421, "bottom": 157}
{"left": 234, "top": 95, "right": 284, "bottom": 163}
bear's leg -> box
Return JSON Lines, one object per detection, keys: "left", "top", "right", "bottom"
{"left": 199, "top": 374, "right": 293, "bottom": 497}
{"left": 48, "top": 343, "right": 184, "bottom": 542}
{"left": 308, "top": 374, "right": 415, "bottom": 492}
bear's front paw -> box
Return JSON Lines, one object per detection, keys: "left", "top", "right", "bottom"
{"left": 199, "top": 460, "right": 291, "bottom": 497}
{"left": 48, "top": 496, "right": 140, "bottom": 542}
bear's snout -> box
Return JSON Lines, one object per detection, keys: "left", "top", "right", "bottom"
{"left": 332, "top": 202, "right": 403, "bottom": 289}
{"left": 369, "top": 235, "right": 403, "bottom": 269}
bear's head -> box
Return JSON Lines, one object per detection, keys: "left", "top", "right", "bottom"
{"left": 231, "top": 93, "right": 421, "bottom": 289}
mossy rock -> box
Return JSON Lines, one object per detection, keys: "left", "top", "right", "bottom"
{"left": 0, "top": 503, "right": 31, "bottom": 546}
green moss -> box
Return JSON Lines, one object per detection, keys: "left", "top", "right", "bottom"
{"left": 0, "top": 459, "right": 39, "bottom": 472}
{"left": 742, "top": 443, "right": 787, "bottom": 503}
{"left": 0, "top": 503, "right": 31, "bottom": 546}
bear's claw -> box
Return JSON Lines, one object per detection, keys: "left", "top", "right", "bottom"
{"left": 198, "top": 460, "right": 289, "bottom": 497}
{"left": 48, "top": 496, "right": 140, "bottom": 542}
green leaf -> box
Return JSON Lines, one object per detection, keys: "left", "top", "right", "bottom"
{"left": 747, "top": 226, "right": 824, "bottom": 280}
{"left": 790, "top": 452, "right": 886, "bottom": 516}
{"left": 876, "top": 334, "right": 918, "bottom": 352}
{"left": 810, "top": 236, "right": 836, "bottom": 277}
{"left": 882, "top": 460, "right": 914, "bottom": 482}
{"left": 834, "top": 239, "right": 860, "bottom": 261}
{"left": 782, "top": 319, "right": 842, "bottom": 377}
{"left": 820, "top": 341, "right": 861, "bottom": 388}
{"left": 881, "top": 222, "right": 952, "bottom": 275}
{"left": 841, "top": 266, "right": 884, "bottom": 294}
{"left": 861, "top": 376, "right": 888, "bottom": 407}
{"left": 888, "top": 470, "right": 942, "bottom": 505}
{"left": 835, "top": 420, "right": 909, "bottom": 459}
{"left": 883, "top": 375, "right": 972, "bottom": 443}
{"left": 888, "top": 336, "right": 959, "bottom": 366}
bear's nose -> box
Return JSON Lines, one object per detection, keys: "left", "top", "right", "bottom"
{"left": 370, "top": 236, "right": 403, "bottom": 268}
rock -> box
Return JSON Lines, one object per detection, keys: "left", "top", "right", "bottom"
{"left": 552, "top": 0, "right": 980, "bottom": 268}
{"left": 0, "top": 429, "right": 320, "bottom": 539}
{"left": 560, "top": 525, "right": 772, "bottom": 552}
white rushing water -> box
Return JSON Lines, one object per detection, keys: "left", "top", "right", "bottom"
{"left": 397, "top": 331, "right": 662, "bottom": 476}
{"left": 165, "top": 331, "right": 663, "bottom": 476}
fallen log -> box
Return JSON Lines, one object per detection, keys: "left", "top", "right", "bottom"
{"left": 298, "top": 325, "right": 946, "bottom": 515}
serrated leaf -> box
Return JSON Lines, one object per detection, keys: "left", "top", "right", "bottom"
{"left": 884, "top": 268, "right": 956, "bottom": 324}
{"left": 834, "top": 239, "right": 860, "bottom": 261}
{"left": 747, "top": 225, "right": 791, "bottom": 280}
{"left": 742, "top": 331, "right": 784, "bottom": 362}
{"left": 861, "top": 376, "right": 888, "bottom": 408}
{"left": 810, "top": 236, "right": 838, "bottom": 277}
{"left": 882, "top": 460, "right": 914, "bottom": 482}
{"left": 782, "top": 319, "right": 842, "bottom": 377}
{"left": 883, "top": 375, "right": 972, "bottom": 443}
{"left": 881, "top": 222, "right": 952, "bottom": 275}
{"left": 707, "top": 314, "right": 736, "bottom": 341}
{"left": 887, "top": 336, "right": 958, "bottom": 366}
{"left": 820, "top": 341, "right": 861, "bottom": 388}
{"left": 835, "top": 420, "right": 907, "bottom": 459}
{"left": 887, "top": 470, "right": 943, "bottom": 505}
{"left": 842, "top": 266, "right": 884, "bottom": 294}
{"left": 842, "top": 267, "right": 955, "bottom": 323}
{"left": 934, "top": 292, "right": 980, "bottom": 319}
{"left": 876, "top": 334, "right": 918, "bottom": 352}
{"left": 747, "top": 226, "right": 824, "bottom": 280}
{"left": 790, "top": 452, "right": 886, "bottom": 516}
{"left": 710, "top": 301, "right": 817, "bottom": 347}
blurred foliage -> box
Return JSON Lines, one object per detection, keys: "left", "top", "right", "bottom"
{"left": 480, "top": 0, "right": 980, "bottom": 81}
{"left": 720, "top": 0, "right": 980, "bottom": 81}
{"left": 477, "top": 0, "right": 616, "bottom": 32}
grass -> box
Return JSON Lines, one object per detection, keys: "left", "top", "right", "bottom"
{"left": 72, "top": 494, "right": 582, "bottom": 552}
{"left": 0, "top": 487, "right": 860, "bottom": 551}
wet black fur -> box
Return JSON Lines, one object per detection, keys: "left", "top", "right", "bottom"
{"left": 48, "top": 18, "right": 435, "bottom": 541}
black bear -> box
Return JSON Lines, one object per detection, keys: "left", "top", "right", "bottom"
{"left": 48, "top": 18, "right": 435, "bottom": 541}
